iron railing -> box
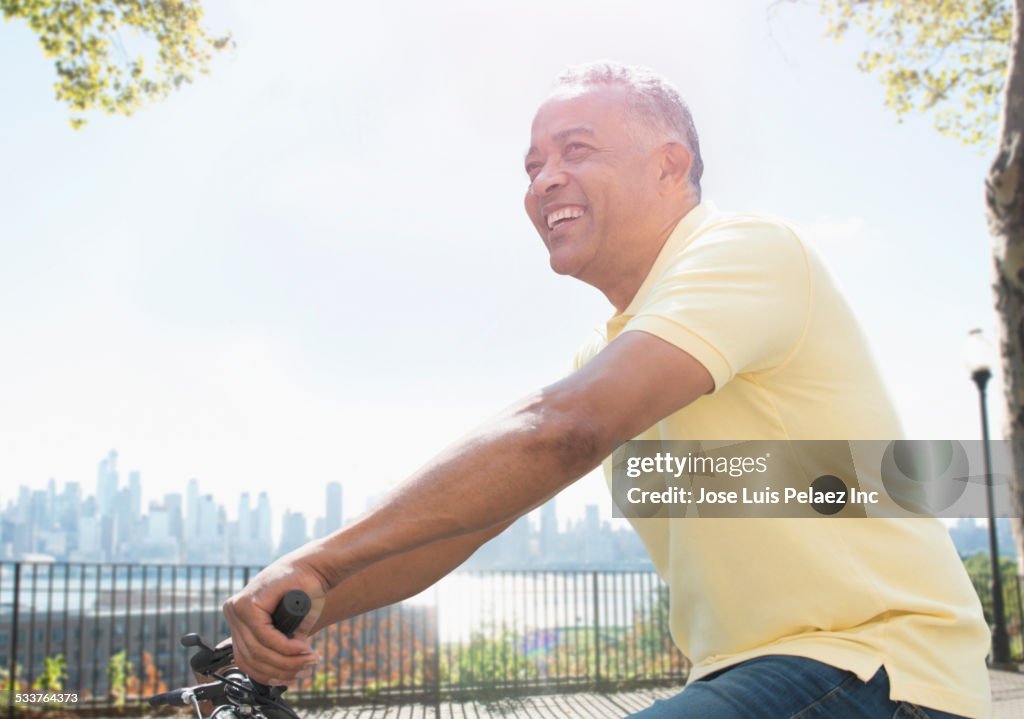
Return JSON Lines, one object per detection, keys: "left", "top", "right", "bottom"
{"left": 0, "top": 562, "right": 685, "bottom": 712}
{"left": 968, "top": 563, "right": 1024, "bottom": 662}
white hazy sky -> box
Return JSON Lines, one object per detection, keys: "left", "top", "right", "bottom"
{"left": 0, "top": 0, "right": 1001, "bottom": 532}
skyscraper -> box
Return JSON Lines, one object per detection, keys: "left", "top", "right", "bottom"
{"left": 114, "top": 487, "right": 136, "bottom": 555}
{"left": 128, "top": 471, "right": 142, "bottom": 517}
{"left": 96, "top": 450, "right": 119, "bottom": 517}
{"left": 58, "top": 482, "right": 80, "bottom": 533}
{"left": 279, "top": 511, "right": 308, "bottom": 555}
{"left": 141, "top": 500, "right": 179, "bottom": 562}
{"left": 76, "top": 515, "right": 102, "bottom": 560}
{"left": 46, "top": 478, "right": 56, "bottom": 518}
{"left": 186, "top": 478, "right": 199, "bottom": 540}
{"left": 231, "top": 492, "right": 267, "bottom": 564}
{"left": 238, "top": 493, "right": 252, "bottom": 543}
{"left": 146, "top": 503, "right": 173, "bottom": 542}
{"left": 197, "top": 495, "right": 220, "bottom": 541}
{"left": 256, "top": 492, "right": 272, "bottom": 562}
{"left": 540, "top": 500, "right": 558, "bottom": 555}
{"left": 325, "top": 482, "right": 342, "bottom": 534}
{"left": 164, "top": 493, "right": 183, "bottom": 541}
{"left": 187, "top": 493, "right": 226, "bottom": 563}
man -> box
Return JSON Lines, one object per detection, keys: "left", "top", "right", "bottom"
{"left": 223, "top": 63, "right": 990, "bottom": 718}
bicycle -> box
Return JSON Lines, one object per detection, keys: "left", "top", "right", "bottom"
{"left": 147, "top": 590, "right": 311, "bottom": 719}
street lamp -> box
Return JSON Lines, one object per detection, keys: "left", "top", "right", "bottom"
{"left": 964, "top": 327, "right": 1012, "bottom": 666}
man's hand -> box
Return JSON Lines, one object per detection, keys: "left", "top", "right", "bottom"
{"left": 222, "top": 554, "right": 328, "bottom": 685}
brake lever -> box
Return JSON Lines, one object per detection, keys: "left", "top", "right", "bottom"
{"left": 182, "top": 633, "right": 236, "bottom": 675}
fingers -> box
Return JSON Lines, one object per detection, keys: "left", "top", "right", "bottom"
{"left": 226, "top": 611, "right": 318, "bottom": 683}
{"left": 220, "top": 557, "right": 330, "bottom": 685}
{"left": 223, "top": 594, "right": 320, "bottom": 685}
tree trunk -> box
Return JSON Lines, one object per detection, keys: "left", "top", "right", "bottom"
{"left": 988, "top": 0, "right": 1024, "bottom": 572}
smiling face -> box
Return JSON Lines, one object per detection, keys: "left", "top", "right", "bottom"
{"left": 524, "top": 86, "right": 666, "bottom": 291}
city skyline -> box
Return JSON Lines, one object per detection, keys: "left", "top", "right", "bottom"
{"left": 1, "top": 447, "right": 650, "bottom": 569}
{"left": 0, "top": 439, "right": 607, "bottom": 541}
{"left": 1, "top": 448, "right": 343, "bottom": 564}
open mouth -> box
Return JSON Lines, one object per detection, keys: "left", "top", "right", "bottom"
{"left": 546, "top": 206, "right": 585, "bottom": 232}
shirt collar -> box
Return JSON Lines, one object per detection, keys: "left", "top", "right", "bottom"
{"left": 610, "top": 201, "right": 717, "bottom": 331}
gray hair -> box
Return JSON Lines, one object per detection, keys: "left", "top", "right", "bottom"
{"left": 552, "top": 62, "right": 704, "bottom": 197}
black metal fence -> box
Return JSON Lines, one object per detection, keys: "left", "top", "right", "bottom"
{"left": 967, "top": 562, "right": 1024, "bottom": 661}
{"left": 0, "top": 563, "right": 685, "bottom": 711}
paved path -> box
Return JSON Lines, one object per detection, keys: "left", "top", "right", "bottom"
{"left": 311, "top": 688, "right": 681, "bottom": 718}
{"left": 994, "top": 669, "right": 1024, "bottom": 718}
{"left": 308, "top": 671, "right": 1024, "bottom": 717}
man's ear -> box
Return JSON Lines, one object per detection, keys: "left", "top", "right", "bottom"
{"left": 658, "top": 142, "right": 692, "bottom": 192}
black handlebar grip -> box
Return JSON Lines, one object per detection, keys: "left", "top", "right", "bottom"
{"left": 270, "top": 589, "right": 311, "bottom": 637}
{"left": 147, "top": 689, "right": 187, "bottom": 707}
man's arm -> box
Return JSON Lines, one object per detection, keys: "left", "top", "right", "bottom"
{"left": 308, "top": 520, "right": 514, "bottom": 632}
{"left": 222, "top": 330, "right": 712, "bottom": 684}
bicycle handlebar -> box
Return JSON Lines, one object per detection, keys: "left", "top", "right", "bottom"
{"left": 147, "top": 688, "right": 189, "bottom": 707}
{"left": 148, "top": 589, "right": 311, "bottom": 714}
{"left": 147, "top": 681, "right": 226, "bottom": 707}
{"left": 269, "top": 590, "right": 312, "bottom": 636}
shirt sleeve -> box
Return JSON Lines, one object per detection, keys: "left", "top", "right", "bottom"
{"left": 621, "top": 217, "right": 811, "bottom": 393}
{"left": 572, "top": 327, "right": 608, "bottom": 372}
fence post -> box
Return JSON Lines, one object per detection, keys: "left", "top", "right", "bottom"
{"left": 7, "top": 563, "right": 22, "bottom": 719}
{"left": 1016, "top": 574, "right": 1024, "bottom": 660}
{"left": 592, "top": 571, "right": 601, "bottom": 686}
{"left": 433, "top": 598, "right": 441, "bottom": 717}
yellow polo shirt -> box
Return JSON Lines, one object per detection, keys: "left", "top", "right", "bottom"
{"left": 575, "top": 203, "right": 991, "bottom": 718}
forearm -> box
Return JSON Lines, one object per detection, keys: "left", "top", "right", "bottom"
{"left": 309, "top": 520, "right": 512, "bottom": 633}
{"left": 300, "top": 388, "right": 608, "bottom": 591}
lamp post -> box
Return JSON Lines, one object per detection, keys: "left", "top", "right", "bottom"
{"left": 964, "top": 327, "right": 1011, "bottom": 665}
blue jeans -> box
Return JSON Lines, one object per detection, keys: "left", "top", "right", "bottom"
{"left": 627, "top": 655, "right": 970, "bottom": 718}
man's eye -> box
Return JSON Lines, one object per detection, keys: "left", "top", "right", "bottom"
{"left": 525, "top": 163, "right": 541, "bottom": 178}
{"left": 564, "top": 142, "right": 591, "bottom": 155}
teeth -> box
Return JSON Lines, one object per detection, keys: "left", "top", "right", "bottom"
{"left": 546, "top": 207, "right": 584, "bottom": 230}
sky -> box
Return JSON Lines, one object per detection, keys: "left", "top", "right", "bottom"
{"left": 0, "top": 0, "right": 1001, "bottom": 534}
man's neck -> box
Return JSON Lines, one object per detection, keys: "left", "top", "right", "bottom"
{"left": 602, "top": 200, "right": 699, "bottom": 314}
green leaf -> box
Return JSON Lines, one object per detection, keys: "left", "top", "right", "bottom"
{"left": 2, "top": 0, "right": 232, "bottom": 128}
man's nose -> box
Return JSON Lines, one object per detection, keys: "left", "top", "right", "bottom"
{"left": 530, "top": 163, "right": 567, "bottom": 196}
